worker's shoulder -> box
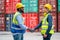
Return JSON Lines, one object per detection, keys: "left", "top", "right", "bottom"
{"left": 48, "top": 14, "right": 52, "bottom": 19}
{"left": 14, "top": 12, "right": 21, "bottom": 16}
{"left": 48, "top": 13, "right": 52, "bottom": 16}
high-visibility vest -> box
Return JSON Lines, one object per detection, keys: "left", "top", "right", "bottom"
{"left": 13, "top": 12, "right": 24, "bottom": 25}
{"left": 11, "top": 12, "right": 25, "bottom": 33}
{"left": 41, "top": 13, "right": 54, "bottom": 34}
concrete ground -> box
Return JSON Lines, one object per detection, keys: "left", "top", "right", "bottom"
{"left": 0, "top": 32, "right": 60, "bottom": 40}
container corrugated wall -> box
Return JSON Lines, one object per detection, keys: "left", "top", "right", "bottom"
{"left": 22, "top": 13, "right": 39, "bottom": 29}
{"left": 0, "top": 0, "right": 5, "bottom": 13}
{"left": 58, "top": 0, "right": 60, "bottom": 12}
{"left": 21, "top": 0, "right": 39, "bottom": 29}
{"left": 0, "top": 14, "right": 5, "bottom": 31}
{"left": 58, "top": 13, "right": 60, "bottom": 32}
{"left": 6, "top": 0, "right": 21, "bottom": 14}
{"left": 6, "top": 0, "right": 13, "bottom": 14}
{"left": 58, "top": 0, "right": 60, "bottom": 32}
{"left": 12, "top": 0, "right": 20, "bottom": 13}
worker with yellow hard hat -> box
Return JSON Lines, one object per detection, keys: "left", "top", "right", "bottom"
{"left": 33, "top": 4, "right": 54, "bottom": 40}
{"left": 11, "top": 3, "right": 31, "bottom": 40}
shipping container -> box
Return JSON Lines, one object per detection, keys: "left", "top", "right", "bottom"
{"left": 6, "top": 0, "right": 21, "bottom": 14}
{"left": 0, "top": 0, "right": 5, "bottom": 13}
{"left": 58, "top": 0, "right": 60, "bottom": 12}
{"left": 21, "top": 0, "right": 38, "bottom": 13}
{"left": 39, "top": 12, "right": 57, "bottom": 32}
{"left": 58, "top": 13, "right": 60, "bottom": 32}
{"left": 38, "top": 0, "right": 47, "bottom": 13}
{"left": 12, "top": 0, "right": 21, "bottom": 13}
{"left": 51, "top": 12, "right": 57, "bottom": 32}
{"left": 5, "top": 14, "right": 13, "bottom": 31}
{"left": 0, "top": 14, "right": 5, "bottom": 31}
{"left": 22, "top": 13, "right": 27, "bottom": 26}
{"left": 47, "top": 0, "right": 57, "bottom": 12}
{"left": 26, "top": 13, "right": 39, "bottom": 29}
{"left": 22, "top": 13, "right": 39, "bottom": 29}
{"left": 6, "top": 0, "right": 13, "bottom": 14}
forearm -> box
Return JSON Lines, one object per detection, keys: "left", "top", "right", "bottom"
{"left": 34, "top": 21, "right": 42, "bottom": 30}
{"left": 19, "top": 24, "right": 27, "bottom": 30}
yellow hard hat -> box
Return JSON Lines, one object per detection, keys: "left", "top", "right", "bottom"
{"left": 44, "top": 4, "right": 52, "bottom": 11}
{"left": 16, "top": 3, "right": 24, "bottom": 9}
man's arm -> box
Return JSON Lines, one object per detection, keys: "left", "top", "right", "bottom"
{"left": 16, "top": 15, "right": 27, "bottom": 30}
{"left": 34, "top": 21, "right": 42, "bottom": 30}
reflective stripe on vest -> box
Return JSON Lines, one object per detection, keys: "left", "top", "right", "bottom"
{"left": 41, "top": 13, "right": 54, "bottom": 34}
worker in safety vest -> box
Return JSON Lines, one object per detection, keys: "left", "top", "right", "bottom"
{"left": 11, "top": 3, "right": 30, "bottom": 40}
{"left": 33, "top": 4, "right": 54, "bottom": 40}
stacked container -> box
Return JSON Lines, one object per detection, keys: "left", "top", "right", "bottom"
{"left": 58, "top": 0, "right": 60, "bottom": 32}
{"left": 58, "top": 0, "right": 60, "bottom": 12}
{"left": 0, "top": 0, "right": 5, "bottom": 31}
{"left": 6, "top": 0, "right": 13, "bottom": 14}
{"left": 0, "top": 0, "right": 58, "bottom": 32}
{"left": 21, "top": 0, "right": 39, "bottom": 29}
{"left": 5, "top": 14, "right": 13, "bottom": 31}
{"left": 5, "top": 0, "right": 21, "bottom": 31}
{"left": 26, "top": 13, "right": 38, "bottom": 29}
{"left": 0, "top": 14, "right": 5, "bottom": 31}
{"left": 21, "top": 0, "right": 38, "bottom": 12}
{"left": 12, "top": 0, "right": 20, "bottom": 13}
{"left": 22, "top": 13, "right": 39, "bottom": 29}
{"left": 0, "top": 0, "right": 5, "bottom": 13}
{"left": 6, "top": 0, "right": 21, "bottom": 14}
{"left": 58, "top": 13, "right": 60, "bottom": 32}
{"left": 39, "top": 0, "right": 57, "bottom": 32}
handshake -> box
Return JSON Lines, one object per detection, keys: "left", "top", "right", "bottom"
{"left": 27, "top": 28, "right": 35, "bottom": 32}
{"left": 27, "top": 28, "right": 38, "bottom": 32}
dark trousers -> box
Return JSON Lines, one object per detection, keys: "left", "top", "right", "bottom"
{"left": 43, "top": 34, "right": 52, "bottom": 40}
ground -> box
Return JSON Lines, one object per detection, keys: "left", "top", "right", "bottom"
{"left": 0, "top": 32, "right": 60, "bottom": 40}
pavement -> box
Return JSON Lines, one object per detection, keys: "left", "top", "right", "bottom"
{"left": 0, "top": 31, "right": 60, "bottom": 40}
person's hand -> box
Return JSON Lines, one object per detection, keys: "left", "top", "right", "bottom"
{"left": 30, "top": 28, "right": 35, "bottom": 32}
{"left": 43, "top": 34, "right": 47, "bottom": 38}
{"left": 27, "top": 28, "right": 31, "bottom": 30}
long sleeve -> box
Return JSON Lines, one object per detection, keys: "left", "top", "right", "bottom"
{"left": 34, "top": 21, "right": 42, "bottom": 30}
{"left": 16, "top": 15, "right": 27, "bottom": 30}
{"left": 46, "top": 15, "right": 52, "bottom": 34}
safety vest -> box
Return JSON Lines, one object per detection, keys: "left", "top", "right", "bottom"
{"left": 41, "top": 13, "right": 54, "bottom": 34}
{"left": 13, "top": 12, "right": 24, "bottom": 25}
{"left": 11, "top": 12, "right": 25, "bottom": 33}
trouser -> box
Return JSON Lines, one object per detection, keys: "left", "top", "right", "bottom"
{"left": 13, "top": 33, "right": 23, "bottom": 40}
{"left": 43, "top": 34, "right": 52, "bottom": 40}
